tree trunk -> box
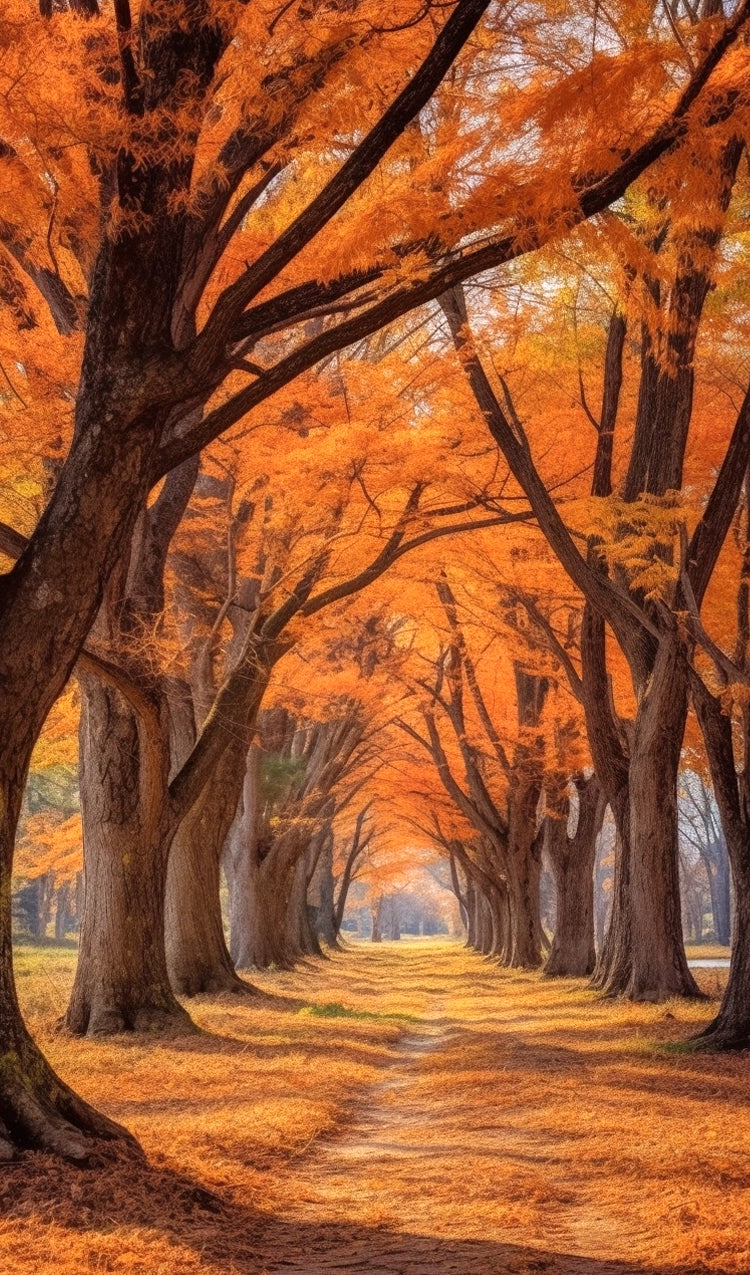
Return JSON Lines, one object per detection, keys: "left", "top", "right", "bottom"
{"left": 475, "top": 890, "right": 494, "bottom": 955}
{"left": 505, "top": 777, "right": 543, "bottom": 968}
{"left": 690, "top": 671, "right": 750, "bottom": 1047}
{"left": 284, "top": 854, "right": 323, "bottom": 959}
{"left": 621, "top": 640, "right": 699, "bottom": 999}
{"left": 226, "top": 772, "right": 298, "bottom": 972}
{"left": 54, "top": 881, "right": 74, "bottom": 942}
{"left": 581, "top": 615, "right": 697, "bottom": 997}
{"left": 371, "top": 894, "right": 383, "bottom": 942}
{"left": 696, "top": 869, "right": 750, "bottom": 1048}
{"left": 545, "top": 777, "right": 602, "bottom": 977}
{"left": 0, "top": 763, "right": 136, "bottom": 1161}
{"left": 226, "top": 753, "right": 301, "bottom": 971}
{"left": 465, "top": 881, "right": 477, "bottom": 947}
{"left": 165, "top": 742, "right": 253, "bottom": 995}
{"left": 314, "top": 836, "right": 339, "bottom": 947}
{"left": 66, "top": 676, "right": 193, "bottom": 1036}
{"left": 704, "top": 838, "right": 732, "bottom": 946}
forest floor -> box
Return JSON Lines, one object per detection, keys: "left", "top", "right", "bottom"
{"left": 2, "top": 941, "right": 748, "bottom": 1275}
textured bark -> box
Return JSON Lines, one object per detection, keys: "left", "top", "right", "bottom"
{"left": 165, "top": 756, "right": 252, "bottom": 996}
{"left": 65, "top": 434, "right": 202, "bottom": 1033}
{"left": 488, "top": 883, "right": 510, "bottom": 959}
{"left": 285, "top": 854, "right": 323, "bottom": 959}
{"left": 702, "top": 837, "right": 732, "bottom": 946}
{"left": 464, "top": 882, "right": 478, "bottom": 948}
{"left": 227, "top": 755, "right": 299, "bottom": 970}
{"left": 475, "top": 892, "right": 494, "bottom": 955}
{"left": 699, "top": 884, "right": 750, "bottom": 1048}
{"left": 0, "top": 352, "right": 165, "bottom": 1142}
{"left": 505, "top": 784, "right": 543, "bottom": 967}
{"left": 691, "top": 672, "right": 750, "bottom": 1047}
{"left": 314, "top": 836, "right": 339, "bottom": 947}
{"left": 231, "top": 851, "right": 298, "bottom": 969}
{"left": 66, "top": 676, "right": 193, "bottom": 1036}
{"left": 545, "top": 776, "right": 602, "bottom": 978}
{"left": 623, "top": 640, "right": 699, "bottom": 999}
{"left": 580, "top": 605, "right": 634, "bottom": 991}
{"left": 502, "top": 669, "right": 547, "bottom": 968}
{"left": 0, "top": 765, "right": 138, "bottom": 1161}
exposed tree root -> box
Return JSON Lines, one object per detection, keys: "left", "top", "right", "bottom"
{"left": 65, "top": 996, "right": 197, "bottom": 1038}
{"left": 690, "top": 1019, "right": 750, "bottom": 1051}
{"left": 176, "top": 969, "right": 260, "bottom": 998}
{"left": 0, "top": 1035, "right": 140, "bottom": 1162}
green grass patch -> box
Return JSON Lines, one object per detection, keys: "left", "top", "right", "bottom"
{"left": 298, "top": 1000, "right": 421, "bottom": 1024}
{"left": 649, "top": 1037, "right": 704, "bottom": 1056}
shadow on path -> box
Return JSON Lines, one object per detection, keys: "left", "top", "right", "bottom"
{"left": 0, "top": 1150, "right": 726, "bottom": 1275}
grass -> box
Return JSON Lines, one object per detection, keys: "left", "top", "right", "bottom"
{"left": 298, "top": 1000, "right": 421, "bottom": 1023}
{"left": 685, "top": 943, "right": 731, "bottom": 961}
{"left": 0, "top": 941, "right": 746, "bottom": 1274}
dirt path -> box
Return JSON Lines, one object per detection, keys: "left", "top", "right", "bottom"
{"left": 7, "top": 941, "right": 747, "bottom": 1275}
{"left": 253, "top": 950, "right": 674, "bottom": 1275}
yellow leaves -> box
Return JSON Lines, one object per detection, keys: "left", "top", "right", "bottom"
{"left": 580, "top": 491, "right": 692, "bottom": 600}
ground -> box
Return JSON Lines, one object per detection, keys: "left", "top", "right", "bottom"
{"left": 1, "top": 940, "right": 747, "bottom": 1275}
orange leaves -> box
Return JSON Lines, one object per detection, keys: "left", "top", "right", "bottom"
{"left": 16, "top": 812, "right": 82, "bottom": 883}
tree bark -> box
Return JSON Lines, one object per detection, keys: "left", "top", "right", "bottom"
{"left": 165, "top": 754, "right": 253, "bottom": 995}
{"left": 702, "top": 836, "right": 732, "bottom": 946}
{"left": 690, "top": 671, "right": 750, "bottom": 1046}
{"left": 622, "top": 639, "right": 699, "bottom": 999}
{"left": 66, "top": 676, "right": 194, "bottom": 1035}
{"left": 545, "top": 776, "right": 602, "bottom": 977}
{"left": 285, "top": 853, "right": 323, "bottom": 959}
{"left": 314, "top": 835, "right": 339, "bottom": 947}
{"left": 0, "top": 753, "right": 139, "bottom": 1160}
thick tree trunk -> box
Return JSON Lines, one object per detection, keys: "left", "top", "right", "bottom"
{"left": 229, "top": 838, "right": 297, "bottom": 970}
{"left": 696, "top": 872, "right": 750, "bottom": 1048}
{"left": 0, "top": 766, "right": 136, "bottom": 1161}
{"left": 226, "top": 754, "right": 300, "bottom": 971}
{"left": 284, "top": 854, "right": 323, "bottom": 959}
{"left": 691, "top": 672, "right": 750, "bottom": 1047}
{"left": 227, "top": 787, "right": 299, "bottom": 971}
{"left": 66, "top": 677, "right": 193, "bottom": 1036}
{"left": 545, "top": 777, "right": 602, "bottom": 978}
{"left": 500, "top": 669, "right": 546, "bottom": 968}
{"left": 621, "top": 641, "right": 699, "bottom": 999}
{"left": 505, "top": 778, "right": 543, "bottom": 968}
{"left": 580, "top": 614, "right": 696, "bottom": 996}
{"left": 705, "top": 840, "right": 732, "bottom": 946}
{"left": 165, "top": 746, "right": 253, "bottom": 996}
{"left": 474, "top": 890, "right": 494, "bottom": 955}
{"left": 314, "top": 837, "right": 339, "bottom": 947}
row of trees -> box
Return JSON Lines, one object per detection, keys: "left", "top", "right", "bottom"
{"left": 0, "top": 0, "right": 749, "bottom": 1164}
